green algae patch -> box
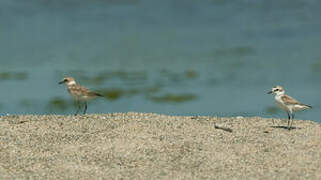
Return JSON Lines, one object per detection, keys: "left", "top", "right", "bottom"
{"left": 100, "top": 88, "right": 142, "bottom": 100}
{"left": 0, "top": 72, "right": 28, "bottom": 81}
{"left": 19, "top": 99, "right": 32, "bottom": 108}
{"left": 265, "top": 106, "right": 281, "bottom": 114}
{"left": 145, "top": 86, "right": 162, "bottom": 94}
{"left": 160, "top": 69, "right": 199, "bottom": 83}
{"left": 47, "top": 97, "right": 69, "bottom": 111}
{"left": 101, "top": 89, "right": 125, "bottom": 100}
{"left": 184, "top": 70, "right": 198, "bottom": 79}
{"left": 311, "top": 62, "right": 321, "bottom": 72}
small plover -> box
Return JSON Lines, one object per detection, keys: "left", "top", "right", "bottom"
{"left": 268, "top": 85, "right": 312, "bottom": 130}
{"left": 59, "top": 77, "right": 103, "bottom": 115}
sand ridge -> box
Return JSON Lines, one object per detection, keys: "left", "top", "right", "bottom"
{"left": 0, "top": 113, "right": 320, "bottom": 179}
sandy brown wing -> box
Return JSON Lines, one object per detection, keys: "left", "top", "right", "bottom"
{"left": 281, "top": 95, "right": 303, "bottom": 105}
{"left": 78, "top": 85, "right": 98, "bottom": 96}
{"left": 68, "top": 85, "right": 97, "bottom": 97}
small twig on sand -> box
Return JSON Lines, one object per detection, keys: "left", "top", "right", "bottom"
{"left": 214, "top": 124, "right": 233, "bottom": 133}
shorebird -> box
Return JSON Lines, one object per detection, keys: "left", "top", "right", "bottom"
{"left": 59, "top": 77, "right": 103, "bottom": 115}
{"left": 267, "top": 85, "right": 312, "bottom": 130}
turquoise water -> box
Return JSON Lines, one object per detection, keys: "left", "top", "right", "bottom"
{"left": 1, "top": 0, "right": 321, "bottom": 122}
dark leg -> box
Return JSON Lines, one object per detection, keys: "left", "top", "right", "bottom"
{"left": 75, "top": 101, "right": 82, "bottom": 116}
{"left": 287, "top": 112, "right": 291, "bottom": 128}
{"left": 289, "top": 113, "right": 295, "bottom": 130}
{"left": 83, "top": 102, "right": 87, "bottom": 114}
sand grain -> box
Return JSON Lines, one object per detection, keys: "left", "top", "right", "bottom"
{"left": 0, "top": 113, "right": 320, "bottom": 179}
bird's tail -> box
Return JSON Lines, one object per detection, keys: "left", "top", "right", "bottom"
{"left": 95, "top": 93, "right": 104, "bottom": 97}
{"left": 304, "top": 104, "right": 312, "bottom": 109}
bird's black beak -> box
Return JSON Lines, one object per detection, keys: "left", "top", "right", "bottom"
{"left": 267, "top": 91, "right": 273, "bottom": 94}
{"left": 58, "top": 80, "right": 65, "bottom": 85}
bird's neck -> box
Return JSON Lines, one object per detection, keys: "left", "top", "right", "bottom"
{"left": 275, "top": 91, "right": 285, "bottom": 97}
{"left": 66, "top": 81, "right": 76, "bottom": 86}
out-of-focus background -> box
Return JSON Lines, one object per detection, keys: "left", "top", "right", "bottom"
{"left": 1, "top": 0, "right": 321, "bottom": 122}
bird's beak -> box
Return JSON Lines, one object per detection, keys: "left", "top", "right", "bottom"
{"left": 58, "top": 80, "right": 65, "bottom": 85}
{"left": 267, "top": 91, "right": 273, "bottom": 94}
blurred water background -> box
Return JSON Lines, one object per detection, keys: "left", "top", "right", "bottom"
{"left": 1, "top": 0, "right": 321, "bottom": 122}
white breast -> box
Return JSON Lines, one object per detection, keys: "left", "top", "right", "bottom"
{"left": 274, "top": 95, "right": 289, "bottom": 112}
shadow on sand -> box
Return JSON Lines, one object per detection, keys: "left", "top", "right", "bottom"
{"left": 271, "top": 126, "right": 301, "bottom": 130}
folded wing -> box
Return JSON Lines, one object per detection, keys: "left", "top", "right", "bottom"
{"left": 281, "top": 95, "right": 312, "bottom": 108}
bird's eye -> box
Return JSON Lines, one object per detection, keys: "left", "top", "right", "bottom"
{"left": 275, "top": 89, "right": 279, "bottom": 91}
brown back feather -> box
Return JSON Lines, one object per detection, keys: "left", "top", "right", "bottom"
{"left": 281, "top": 95, "right": 312, "bottom": 108}
{"left": 68, "top": 85, "right": 100, "bottom": 97}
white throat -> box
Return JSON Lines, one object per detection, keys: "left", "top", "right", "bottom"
{"left": 275, "top": 91, "right": 285, "bottom": 96}
{"left": 66, "top": 81, "right": 76, "bottom": 86}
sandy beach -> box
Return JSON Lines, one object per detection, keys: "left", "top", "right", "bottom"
{"left": 0, "top": 113, "right": 320, "bottom": 179}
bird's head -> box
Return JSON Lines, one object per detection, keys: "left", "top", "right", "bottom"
{"left": 267, "top": 85, "right": 284, "bottom": 95}
{"left": 59, "top": 77, "right": 76, "bottom": 86}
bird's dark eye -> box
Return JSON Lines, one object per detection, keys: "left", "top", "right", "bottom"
{"left": 275, "top": 89, "right": 279, "bottom": 91}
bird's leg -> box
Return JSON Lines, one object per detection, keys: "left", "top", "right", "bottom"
{"left": 83, "top": 102, "right": 87, "bottom": 114}
{"left": 272, "top": 118, "right": 275, "bottom": 125}
{"left": 75, "top": 101, "right": 81, "bottom": 116}
{"left": 289, "top": 113, "right": 295, "bottom": 130}
{"left": 287, "top": 112, "right": 291, "bottom": 128}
